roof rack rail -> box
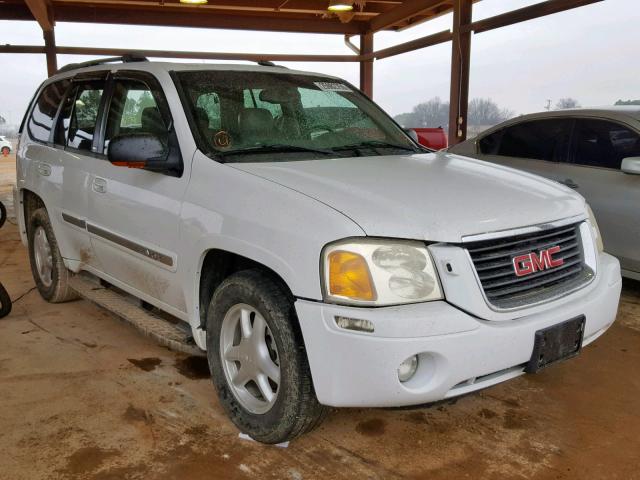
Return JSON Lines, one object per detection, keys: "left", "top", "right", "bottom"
{"left": 57, "top": 54, "right": 148, "bottom": 74}
{"left": 256, "top": 60, "right": 287, "bottom": 69}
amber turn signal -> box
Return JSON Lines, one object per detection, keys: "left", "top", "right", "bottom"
{"left": 112, "top": 161, "right": 146, "bottom": 169}
{"left": 328, "top": 250, "right": 376, "bottom": 301}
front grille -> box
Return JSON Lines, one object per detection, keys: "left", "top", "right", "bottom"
{"left": 465, "top": 222, "right": 593, "bottom": 309}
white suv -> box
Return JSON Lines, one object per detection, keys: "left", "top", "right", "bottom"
{"left": 14, "top": 57, "right": 621, "bottom": 443}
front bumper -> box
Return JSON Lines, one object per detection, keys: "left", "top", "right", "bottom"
{"left": 296, "top": 252, "right": 621, "bottom": 408}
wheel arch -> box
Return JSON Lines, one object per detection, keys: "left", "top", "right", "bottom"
{"left": 17, "top": 188, "right": 46, "bottom": 242}
{"left": 22, "top": 188, "right": 46, "bottom": 217}
{"left": 196, "top": 248, "right": 296, "bottom": 331}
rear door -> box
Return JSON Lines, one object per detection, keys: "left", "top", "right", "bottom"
{"left": 54, "top": 74, "right": 108, "bottom": 267}
{"left": 86, "top": 71, "right": 189, "bottom": 313}
{"left": 22, "top": 77, "right": 98, "bottom": 264}
{"left": 474, "top": 118, "right": 573, "bottom": 180}
{"left": 553, "top": 118, "right": 640, "bottom": 273}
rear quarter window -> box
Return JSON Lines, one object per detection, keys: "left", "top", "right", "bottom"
{"left": 27, "top": 79, "right": 70, "bottom": 143}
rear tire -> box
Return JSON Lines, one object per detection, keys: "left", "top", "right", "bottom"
{"left": 0, "top": 200, "right": 6, "bottom": 229}
{"left": 206, "top": 269, "right": 327, "bottom": 444}
{"left": 0, "top": 282, "right": 11, "bottom": 319}
{"left": 27, "top": 208, "right": 77, "bottom": 303}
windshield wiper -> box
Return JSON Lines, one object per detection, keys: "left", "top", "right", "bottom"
{"left": 333, "top": 140, "right": 419, "bottom": 153}
{"left": 216, "top": 144, "right": 337, "bottom": 159}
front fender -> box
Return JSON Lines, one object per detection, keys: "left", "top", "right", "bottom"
{"left": 178, "top": 151, "right": 365, "bottom": 344}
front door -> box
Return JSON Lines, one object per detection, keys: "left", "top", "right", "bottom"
{"left": 553, "top": 118, "right": 640, "bottom": 274}
{"left": 86, "top": 72, "right": 189, "bottom": 314}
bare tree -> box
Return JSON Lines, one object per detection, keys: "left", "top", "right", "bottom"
{"left": 615, "top": 99, "right": 640, "bottom": 106}
{"left": 394, "top": 112, "right": 418, "bottom": 127}
{"left": 555, "top": 98, "right": 580, "bottom": 109}
{"left": 468, "top": 98, "right": 514, "bottom": 126}
{"left": 412, "top": 97, "right": 449, "bottom": 128}
{"left": 395, "top": 97, "right": 514, "bottom": 129}
{"left": 395, "top": 97, "right": 449, "bottom": 128}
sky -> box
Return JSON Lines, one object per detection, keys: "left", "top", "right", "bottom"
{"left": 0, "top": 0, "right": 639, "bottom": 126}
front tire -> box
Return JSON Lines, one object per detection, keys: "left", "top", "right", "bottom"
{"left": 206, "top": 269, "right": 327, "bottom": 444}
{"left": 27, "top": 208, "right": 77, "bottom": 303}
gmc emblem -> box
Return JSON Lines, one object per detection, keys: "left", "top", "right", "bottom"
{"left": 513, "top": 246, "right": 564, "bottom": 277}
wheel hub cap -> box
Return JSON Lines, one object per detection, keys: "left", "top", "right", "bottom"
{"left": 220, "top": 304, "right": 280, "bottom": 414}
{"left": 33, "top": 226, "right": 53, "bottom": 288}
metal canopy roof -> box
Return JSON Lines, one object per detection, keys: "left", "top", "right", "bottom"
{"left": 2, "top": 0, "right": 465, "bottom": 34}
{"left": 0, "top": 0, "right": 603, "bottom": 144}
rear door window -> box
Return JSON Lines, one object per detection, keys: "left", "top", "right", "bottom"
{"left": 570, "top": 119, "right": 640, "bottom": 169}
{"left": 27, "top": 79, "right": 70, "bottom": 143}
{"left": 479, "top": 119, "right": 572, "bottom": 162}
{"left": 58, "top": 81, "right": 106, "bottom": 152}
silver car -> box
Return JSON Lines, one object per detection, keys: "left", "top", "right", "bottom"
{"left": 449, "top": 107, "right": 640, "bottom": 280}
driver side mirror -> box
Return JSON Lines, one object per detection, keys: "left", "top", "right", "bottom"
{"left": 621, "top": 157, "right": 640, "bottom": 175}
{"left": 107, "top": 133, "right": 170, "bottom": 172}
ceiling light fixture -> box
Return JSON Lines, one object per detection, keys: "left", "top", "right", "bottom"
{"left": 328, "top": 0, "right": 353, "bottom": 12}
{"left": 180, "top": 0, "right": 208, "bottom": 4}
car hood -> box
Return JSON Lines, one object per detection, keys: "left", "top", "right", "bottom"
{"left": 230, "top": 152, "right": 586, "bottom": 243}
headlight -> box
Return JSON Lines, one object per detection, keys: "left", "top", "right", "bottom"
{"left": 322, "top": 239, "right": 443, "bottom": 306}
{"left": 586, "top": 204, "right": 604, "bottom": 253}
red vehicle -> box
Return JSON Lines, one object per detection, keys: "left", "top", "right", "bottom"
{"left": 408, "top": 127, "right": 448, "bottom": 150}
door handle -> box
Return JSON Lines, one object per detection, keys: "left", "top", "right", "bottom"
{"left": 92, "top": 177, "right": 107, "bottom": 194}
{"left": 36, "top": 162, "right": 51, "bottom": 177}
{"left": 559, "top": 178, "right": 579, "bottom": 189}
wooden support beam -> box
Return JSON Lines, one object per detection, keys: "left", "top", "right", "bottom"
{"left": 0, "top": 3, "right": 364, "bottom": 34}
{"left": 0, "top": 45, "right": 46, "bottom": 54}
{"left": 359, "top": 33, "right": 374, "bottom": 97}
{"left": 24, "top": 0, "right": 54, "bottom": 31}
{"left": 466, "top": 0, "right": 603, "bottom": 34}
{"left": 368, "top": 0, "right": 449, "bottom": 32}
{"left": 43, "top": 29, "right": 57, "bottom": 77}
{"left": 50, "top": 4, "right": 365, "bottom": 34}
{"left": 369, "top": 29, "right": 452, "bottom": 60}
{"left": 0, "top": 44, "right": 361, "bottom": 63}
{"left": 448, "top": 0, "right": 472, "bottom": 145}
{"left": 52, "top": 0, "right": 396, "bottom": 16}
{"left": 55, "top": 46, "right": 358, "bottom": 62}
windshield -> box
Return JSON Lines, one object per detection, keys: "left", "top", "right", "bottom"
{"left": 175, "top": 70, "right": 420, "bottom": 162}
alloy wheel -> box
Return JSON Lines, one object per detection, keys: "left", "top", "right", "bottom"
{"left": 33, "top": 226, "right": 53, "bottom": 288}
{"left": 219, "top": 303, "right": 281, "bottom": 414}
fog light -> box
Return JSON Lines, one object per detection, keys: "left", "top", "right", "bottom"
{"left": 398, "top": 355, "right": 419, "bottom": 383}
{"left": 334, "top": 316, "right": 374, "bottom": 333}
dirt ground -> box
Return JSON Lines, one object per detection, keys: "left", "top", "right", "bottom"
{"left": 1, "top": 153, "right": 640, "bottom": 480}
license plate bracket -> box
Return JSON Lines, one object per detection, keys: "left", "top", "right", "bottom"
{"left": 525, "top": 315, "right": 585, "bottom": 374}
